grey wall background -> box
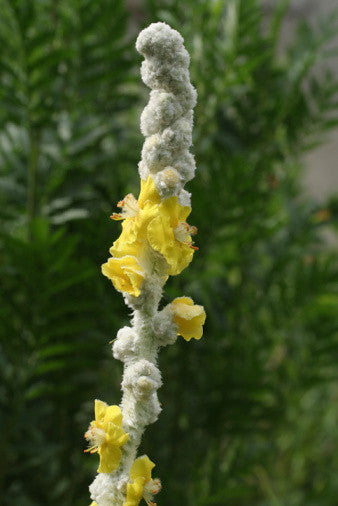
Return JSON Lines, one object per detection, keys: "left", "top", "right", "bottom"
{"left": 263, "top": 0, "right": 338, "bottom": 202}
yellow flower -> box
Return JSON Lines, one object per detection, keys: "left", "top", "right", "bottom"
{"left": 111, "top": 177, "right": 161, "bottom": 222}
{"left": 147, "top": 197, "right": 197, "bottom": 275}
{"left": 84, "top": 400, "right": 129, "bottom": 474}
{"left": 124, "top": 456, "right": 161, "bottom": 506}
{"left": 108, "top": 176, "right": 198, "bottom": 276}
{"left": 110, "top": 177, "right": 161, "bottom": 259}
{"left": 101, "top": 256, "right": 145, "bottom": 297}
{"left": 171, "top": 297, "right": 206, "bottom": 341}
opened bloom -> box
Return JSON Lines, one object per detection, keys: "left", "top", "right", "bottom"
{"left": 171, "top": 297, "right": 206, "bottom": 341}
{"left": 124, "top": 455, "right": 161, "bottom": 506}
{"left": 110, "top": 177, "right": 161, "bottom": 260}
{"left": 85, "top": 400, "right": 129, "bottom": 473}
{"left": 109, "top": 176, "right": 197, "bottom": 276}
{"left": 110, "top": 176, "right": 161, "bottom": 222}
{"left": 147, "top": 196, "right": 197, "bottom": 275}
{"left": 101, "top": 256, "right": 145, "bottom": 297}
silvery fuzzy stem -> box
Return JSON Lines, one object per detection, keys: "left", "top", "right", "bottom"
{"left": 89, "top": 23, "right": 196, "bottom": 506}
{"left": 137, "top": 22, "right": 197, "bottom": 204}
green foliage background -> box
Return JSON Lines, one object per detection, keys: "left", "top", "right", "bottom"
{"left": 1, "top": 0, "right": 338, "bottom": 504}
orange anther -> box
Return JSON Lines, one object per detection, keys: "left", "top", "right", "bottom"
{"left": 184, "top": 241, "right": 198, "bottom": 250}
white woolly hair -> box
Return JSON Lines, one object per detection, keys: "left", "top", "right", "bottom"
{"left": 136, "top": 22, "right": 197, "bottom": 200}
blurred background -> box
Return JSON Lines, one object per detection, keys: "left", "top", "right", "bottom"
{"left": 1, "top": 0, "right": 338, "bottom": 505}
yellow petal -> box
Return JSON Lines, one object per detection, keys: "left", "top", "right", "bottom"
{"left": 137, "top": 201, "right": 160, "bottom": 236}
{"left": 130, "top": 455, "right": 155, "bottom": 483}
{"left": 95, "top": 399, "right": 108, "bottom": 426}
{"left": 123, "top": 476, "right": 145, "bottom": 506}
{"left": 158, "top": 197, "right": 191, "bottom": 227}
{"left": 109, "top": 201, "right": 159, "bottom": 261}
{"left": 101, "top": 256, "right": 145, "bottom": 297}
{"left": 109, "top": 177, "right": 161, "bottom": 262}
{"left": 147, "top": 214, "right": 174, "bottom": 257}
{"left": 171, "top": 297, "right": 206, "bottom": 341}
{"left": 171, "top": 296, "right": 193, "bottom": 307}
{"left": 147, "top": 215, "right": 192, "bottom": 275}
{"left": 104, "top": 421, "right": 129, "bottom": 447}
{"left": 138, "top": 176, "right": 161, "bottom": 208}
{"left": 109, "top": 221, "right": 140, "bottom": 258}
{"left": 103, "top": 405, "right": 123, "bottom": 427}
{"left": 147, "top": 200, "right": 194, "bottom": 275}
{"left": 97, "top": 443, "right": 122, "bottom": 473}
{"left": 169, "top": 245, "right": 194, "bottom": 275}
{"left": 171, "top": 297, "right": 204, "bottom": 318}
{"left": 175, "top": 315, "right": 204, "bottom": 340}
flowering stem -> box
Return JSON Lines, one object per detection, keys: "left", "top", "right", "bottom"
{"left": 88, "top": 23, "right": 205, "bottom": 506}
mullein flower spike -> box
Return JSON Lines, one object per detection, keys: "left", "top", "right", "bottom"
{"left": 88, "top": 22, "right": 206, "bottom": 505}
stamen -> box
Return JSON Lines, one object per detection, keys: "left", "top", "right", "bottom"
{"left": 110, "top": 193, "right": 139, "bottom": 221}
{"left": 117, "top": 198, "right": 125, "bottom": 207}
{"left": 151, "top": 479, "right": 162, "bottom": 494}
{"left": 84, "top": 425, "right": 106, "bottom": 452}
{"left": 143, "top": 478, "right": 161, "bottom": 505}
{"left": 174, "top": 221, "right": 198, "bottom": 250}
{"left": 185, "top": 241, "right": 199, "bottom": 251}
{"left": 83, "top": 446, "right": 98, "bottom": 454}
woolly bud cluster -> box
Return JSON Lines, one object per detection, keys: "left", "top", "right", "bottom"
{"left": 137, "top": 22, "right": 197, "bottom": 200}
